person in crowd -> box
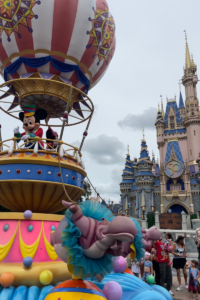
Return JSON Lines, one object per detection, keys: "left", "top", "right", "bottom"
{"left": 131, "top": 258, "right": 140, "bottom": 277}
{"left": 163, "top": 232, "right": 173, "bottom": 266}
{"left": 195, "top": 237, "right": 200, "bottom": 270}
{"left": 142, "top": 252, "right": 153, "bottom": 282}
{"left": 172, "top": 236, "right": 188, "bottom": 291}
{"left": 155, "top": 236, "right": 174, "bottom": 296}
{"left": 151, "top": 242, "right": 160, "bottom": 285}
{"left": 186, "top": 260, "right": 199, "bottom": 300}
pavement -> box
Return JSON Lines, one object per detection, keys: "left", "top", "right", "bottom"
{"left": 171, "top": 276, "right": 190, "bottom": 300}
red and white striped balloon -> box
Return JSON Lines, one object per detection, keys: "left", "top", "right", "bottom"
{"left": 0, "top": 0, "right": 116, "bottom": 92}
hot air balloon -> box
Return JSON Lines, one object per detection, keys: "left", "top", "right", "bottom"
{"left": 0, "top": 0, "right": 116, "bottom": 123}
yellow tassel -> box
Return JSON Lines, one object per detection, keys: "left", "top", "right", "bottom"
{"left": 19, "top": 221, "right": 42, "bottom": 259}
{"left": 43, "top": 222, "right": 58, "bottom": 261}
{"left": 129, "top": 242, "right": 137, "bottom": 261}
{"left": 0, "top": 222, "right": 19, "bottom": 261}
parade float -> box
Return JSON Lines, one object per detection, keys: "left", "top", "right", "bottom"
{"left": 0, "top": 1, "right": 172, "bottom": 300}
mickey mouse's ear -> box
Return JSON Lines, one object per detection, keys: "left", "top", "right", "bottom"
{"left": 35, "top": 109, "right": 47, "bottom": 120}
{"left": 19, "top": 112, "right": 24, "bottom": 122}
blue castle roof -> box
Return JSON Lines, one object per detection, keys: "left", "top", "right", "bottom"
{"left": 122, "top": 154, "right": 134, "bottom": 175}
{"left": 179, "top": 91, "right": 185, "bottom": 109}
{"left": 138, "top": 140, "right": 151, "bottom": 165}
{"left": 155, "top": 163, "right": 160, "bottom": 176}
{"left": 164, "top": 128, "right": 186, "bottom": 135}
{"left": 136, "top": 171, "right": 154, "bottom": 177}
{"left": 165, "top": 140, "right": 185, "bottom": 167}
{"left": 120, "top": 179, "right": 135, "bottom": 184}
{"left": 155, "top": 111, "right": 164, "bottom": 126}
{"left": 131, "top": 185, "right": 137, "bottom": 191}
{"left": 164, "top": 101, "right": 182, "bottom": 124}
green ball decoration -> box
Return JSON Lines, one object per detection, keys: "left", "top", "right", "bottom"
{"left": 4, "top": 224, "right": 9, "bottom": 232}
{"left": 146, "top": 275, "right": 155, "bottom": 285}
{"left": 28, "top": 225, "right": 33, "bottom": 232}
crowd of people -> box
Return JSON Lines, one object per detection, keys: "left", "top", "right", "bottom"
{"left": 130, "top": 233, "right": 200, "bottom": 299}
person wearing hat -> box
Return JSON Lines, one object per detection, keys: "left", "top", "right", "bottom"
{"left": 172, "top": 236, "right": 188, "bottom": 291}
{"left": 13, "top": 105, "right": 47, "bottom": 150}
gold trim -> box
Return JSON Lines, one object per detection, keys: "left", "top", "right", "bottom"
{"left": 167, "top": 139, "right": 178, "bottom": 142}
{"left": 188, "top": 160, "right": 198, "bottom": 166}
{"left": 1, "top": 49, "right": 93, "bottom": 86}
{"left": 0, "top": 262, "right": 71, "bottom": 287}
{"left": 0, "top": 212, "right": 64, "bottom": 221}
{"left": 0, "top": 179, "right": 84, "bottom": 191}
{"left": 125, "top": 165, "right": 132, "bottom": 169}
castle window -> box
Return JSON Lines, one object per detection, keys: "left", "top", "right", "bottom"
{"left": 170, "top": 123, "right": 175, "bottom": 129}
{"left": 170, "top": 116, "right": 174, "bottom": 121}
{"left": 194, "top": 130, "right": 196, "bottom": 136}
{"left": 192, "top": 112, "right": 194, "bottom": 116}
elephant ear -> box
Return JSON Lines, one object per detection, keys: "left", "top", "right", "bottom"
{"left": 19, "top": 112, "right": 24, "bottom": 122}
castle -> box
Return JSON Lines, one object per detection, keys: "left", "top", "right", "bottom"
{"left": 120, "top": 35, "right": 200, "bottom": 219}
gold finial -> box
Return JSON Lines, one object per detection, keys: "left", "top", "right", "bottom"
{"left": 184, "top": 30, "right": 192, "bottom": 69}
{"left": 161, "top": 95, "right": 164, "bottom": 118}
{"left": 127, "top": 144, "right": 129, "bottom": 155}
{"left": 142, "top": 128, "right": 145, "bottom": 141}
{"left": 170, "top": 105, "right": 174, "bottom": 114}
{"left": 158, "top": 102, "right": 160, "bottom": 112}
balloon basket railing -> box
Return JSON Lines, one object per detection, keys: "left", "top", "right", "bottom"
{"left": 0, "top": 137, "right": 86, "bottom": 213}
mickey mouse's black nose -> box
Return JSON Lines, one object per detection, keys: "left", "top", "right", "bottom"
{"left": 24, "top": 122, "right": 28, "bottom": 127}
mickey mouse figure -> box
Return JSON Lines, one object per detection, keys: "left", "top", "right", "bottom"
{"left": 13, "top": 104, "right": 47, "bottom": 150}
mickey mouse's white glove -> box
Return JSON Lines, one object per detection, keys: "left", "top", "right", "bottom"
{"left": 21, "top": 134, "right": 30, "bottom": 141}
{"left": 53, "top": 141, "right": 59, "bottom": 147}
{"left": 14, "top": 126, "right": 19, "bottom": 134}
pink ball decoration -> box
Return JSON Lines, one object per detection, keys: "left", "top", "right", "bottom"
{"left": 113, "top": 256, "right": 127, "bottom": 273}
{"left": 103, "top": 281, "right": 122, "bottom": 300}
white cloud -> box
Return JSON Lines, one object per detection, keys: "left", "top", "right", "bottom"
{"left": 118, "top": 107, "right": 157, "bottom": 131}
{"left": 83, "top": 134, "right": 126, "bottom": 165}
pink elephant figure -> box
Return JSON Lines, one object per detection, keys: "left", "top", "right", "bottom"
{"left": 142, "top": 227, "right": 161, "bottom": 250}
{"left": 50, "top": 201, "right": 161, "bottom": 279}
{"left": 50, "top": 201, "right": 138, "bottom": 261}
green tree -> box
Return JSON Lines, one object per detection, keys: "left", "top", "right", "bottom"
{"left": 79, "top": 180, "right": 92, "bottom": 201}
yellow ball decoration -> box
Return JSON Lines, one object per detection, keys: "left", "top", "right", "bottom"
{"left": 39, "top": 270, "right": 53, "bottom": 285}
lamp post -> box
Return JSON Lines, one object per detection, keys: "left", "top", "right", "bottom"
{"left": 141, "top": 206, "right": 145, "bottom": 220}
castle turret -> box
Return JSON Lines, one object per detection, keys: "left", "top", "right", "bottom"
{"left": 182, "top": 33, "right": 200, "bottom": 168}
{"left": 135, "top": 132, "right": 154, "bottom": 218}
{"left": 155, "top": 103, "right": 165, "bottom": 149}
{"left": 120, "top": 145, "right": 135, "bottom": 213}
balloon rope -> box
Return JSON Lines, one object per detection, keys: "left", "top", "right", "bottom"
{"left": 86, "top": 176, "right": 104, "bottom": 202}
{"left": 58, "top": 150, "right": 78, "bottom": 210}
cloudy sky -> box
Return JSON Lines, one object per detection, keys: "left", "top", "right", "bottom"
{"left": 1, "top": 0, "right": 200, "bottom": 203}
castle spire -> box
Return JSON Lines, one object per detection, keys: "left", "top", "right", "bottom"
{"left": 179, "top": 85, "right": 185, "bottom": 109}
{"left": 142, "top": 128, "right": 145, "bottom": 142}
{"left": 127, "top": 144, "right": 129, "bottom": 155}
{"left": 185, "top": 31, "right": 192, "bottom": 69}
{"left": 161, "top": 97, "right": 164, "bottom": 119}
